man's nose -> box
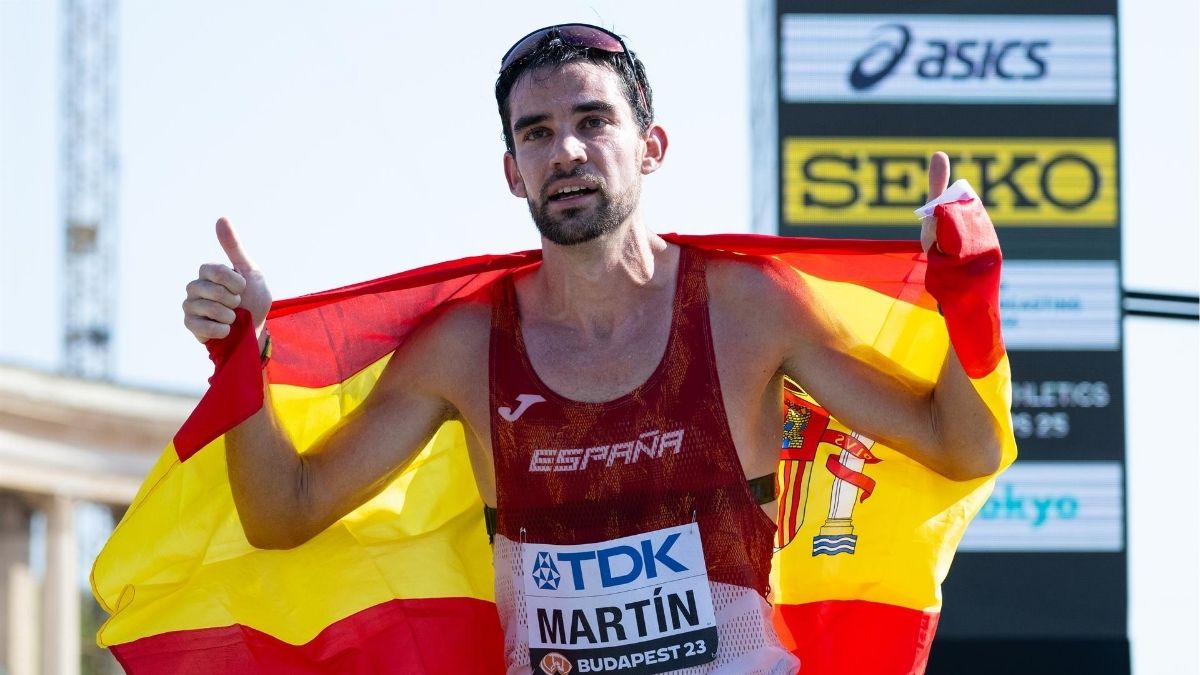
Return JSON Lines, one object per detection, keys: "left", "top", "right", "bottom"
{"left": 551, "top": 132, "right": 587, "bottom": 168}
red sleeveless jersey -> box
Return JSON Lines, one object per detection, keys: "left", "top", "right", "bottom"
{"left": 488, "top": 246, "right": 775, "bottom": 595}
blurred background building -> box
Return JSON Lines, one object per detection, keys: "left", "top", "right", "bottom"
{"left": 0, "top": 0, "right": 1196, "bottom": 673}
{"left": 0, "top": 365, "right": 192, "bottom": 675}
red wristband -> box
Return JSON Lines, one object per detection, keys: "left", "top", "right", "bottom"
{"left": 924, "top": 198, "right": 1005, "bottom": 378}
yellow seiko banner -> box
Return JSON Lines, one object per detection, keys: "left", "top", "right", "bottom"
{"left": 783, "top": 137, "right": 1116, "bottom": 227}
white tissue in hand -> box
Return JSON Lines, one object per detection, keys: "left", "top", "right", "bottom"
{"left": 914, "top": 179, "right": 979, "bottom": 218}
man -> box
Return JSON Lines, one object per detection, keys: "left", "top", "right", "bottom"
{"left": 181, "top": 24, "right": 1001, "bottom": 675}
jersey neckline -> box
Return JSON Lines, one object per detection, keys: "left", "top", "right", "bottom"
{"left": 504, "top": 246, "right": 691, "bottom": 409}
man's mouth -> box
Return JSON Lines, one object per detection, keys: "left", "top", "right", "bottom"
{"left": 547, "top": 184, "right": 599, "bottom": 204}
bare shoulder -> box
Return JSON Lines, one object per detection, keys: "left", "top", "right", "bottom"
{"left": 706, "top": 247, "right": 868, "bottom": 402}
{"left": 372, "top": 283, "right": 493, "bottom": 404}
{"left": 704, "top": 250, "right": 818, "bottom": 332}
{"left": 426, "top": 290, "right": 492, "bottom": 350}
{"left": 410, "top": 286, "right": 492, "bottom": 374}
{"left": 704, "top": 248, "right": 850, "bottom": 382}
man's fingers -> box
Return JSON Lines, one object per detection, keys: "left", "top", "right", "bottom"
{"left": 183, "top": 315, "right": 232, "bottom": 343}
{"left": 187, "top": 220, "right": 265, "bottom": 345}
{"left": 182, "top": 297, "right": 238, "bottom": 325}
{"left": 215, "top": 217, "right": 259, "bottom": 273}
{"left": 187, "top": 277, "right": 242, "bottom": 307}
{"left": 928, "top": 151, "right": 950, "bottom": 200}
{"left": 197, "top": 263, "right": 247, "bottom": 295}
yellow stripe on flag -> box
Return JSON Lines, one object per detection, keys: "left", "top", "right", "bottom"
{"left": 769, "top": 276, "right": 1015, "bottom": 612}
{"left": 93, "top": 355, "right": 493, "bottom": 647}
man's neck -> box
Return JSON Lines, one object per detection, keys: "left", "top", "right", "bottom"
{"left": 527, "top": 217, "right": 677, "bottom": 339}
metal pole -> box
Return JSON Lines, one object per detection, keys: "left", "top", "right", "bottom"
{"left": 61, "top": 0, "right": 118, "bottom": 379}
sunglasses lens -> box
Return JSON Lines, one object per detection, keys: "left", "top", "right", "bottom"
{"left": 558, "top": 25, "right": 623, "bottom": 52}
{"left": 501, "top": 32, "right": 549, "bottom": 70}
{"left": 500, "top": 24, "right": 626, "bottom": 71}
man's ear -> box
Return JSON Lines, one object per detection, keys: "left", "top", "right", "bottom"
{"left": 640, "top": 124, "right": 668, "bottom": 175}
{"left": 503, "top": 151, "right": 528, "bottom": 198}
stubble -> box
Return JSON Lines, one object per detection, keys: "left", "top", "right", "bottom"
{"left": 529, "top": 167, "right": 640, "bottom": 246}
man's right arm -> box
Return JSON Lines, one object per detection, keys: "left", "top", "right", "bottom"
{"left": 183, "top": 218, "right": 455, "bottom": 549}
{"left": 225, "top": 331, "right": 454, "bottom": 549}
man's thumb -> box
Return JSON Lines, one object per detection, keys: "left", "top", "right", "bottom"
{"left": 928, "top": 151, "right": 950, "bottom": 200}
{"left": 215, "top": 217, "right": 258, "bottom": 273}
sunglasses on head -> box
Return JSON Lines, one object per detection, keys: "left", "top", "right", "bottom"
{"left": 501, "top": 23, "right": 630, "bottom": 71}
{"left": 500, "top": 23, "right": 647, "bottom": 111}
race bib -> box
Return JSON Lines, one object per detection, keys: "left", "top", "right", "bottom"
{"left": 523, "top": 523, "right": 718, "bottom": 675}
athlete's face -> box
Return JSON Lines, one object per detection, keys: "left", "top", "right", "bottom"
{"left": 503, "top": 62, "right": 666, "bottom": 246}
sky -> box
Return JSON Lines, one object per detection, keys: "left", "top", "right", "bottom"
{"left": 1, "top": 1, "right": 754, "bottom": 391}
{"left": 1, "top": 1, "right": 1197, "bottom": 672}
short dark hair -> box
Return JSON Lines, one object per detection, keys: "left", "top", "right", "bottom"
{"left": 494, "top": 35, "right": 654, "bottom": 153}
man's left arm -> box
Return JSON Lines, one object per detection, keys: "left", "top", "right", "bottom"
{"left": 767, "top": 282, "right": 1001, "bottom": 481}
{"left": 763, "top": 152, "right": 1003, "bottom": 481}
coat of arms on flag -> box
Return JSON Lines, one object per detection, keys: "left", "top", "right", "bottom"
{"left": 776, "top": 379, "right": 882, "bottom": 556}
{"left": 775, "top": 379, "right": 822, "bottom": 549}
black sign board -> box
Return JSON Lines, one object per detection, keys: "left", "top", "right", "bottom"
{"left": 769, "top": 0, "right": 1126, "bottom": 671}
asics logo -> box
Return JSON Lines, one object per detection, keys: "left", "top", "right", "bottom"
{"left": 498, "top": 394, "right": 546, "bottom": 422}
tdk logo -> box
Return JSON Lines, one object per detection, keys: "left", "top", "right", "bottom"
{"left": 537, "top": 533, "right": 688, "bottom": 592}
{"left": 850, "top": 23, "right": 1048, "bottom": 90}
{"left": 532, "top": 552, "right": 562, "bottom": 591}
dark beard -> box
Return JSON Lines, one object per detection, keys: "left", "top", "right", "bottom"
{"left": 529, "top": 171, "right": 639, "bottom": 246}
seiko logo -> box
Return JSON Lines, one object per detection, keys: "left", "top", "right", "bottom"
{"left": 850, "top": 23, "right": 1048, "bottom": 91}
{"left": 783, "top": 138, "right": 1116, "bottom": 226}
{"left": 528, "top": 429, "right": 685, "bottom": 473}
{"left": 498, "top": 394, "right": 545, "bottom": 422}
{"left": 800, "top": 150, "right": 1095, "bottom": 210}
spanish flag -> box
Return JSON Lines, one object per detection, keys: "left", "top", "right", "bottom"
{"left": 91, "top": 201, "right": 1014, "bottom": 674}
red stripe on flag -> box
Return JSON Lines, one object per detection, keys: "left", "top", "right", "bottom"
{"left": 109, "top": 597, "right": 504, "bottom": 675}
{"left": 773, "top": 600, "right": 940, "bottom": 675}
{"left": 264, "top": 235, "right": 930, "bottom": 390}
{"left": 172, "top": 236, "right": 946, "bottom": 458}
{"left": 785, "top": 462, "right": 804, "bottom": 538}
{"left": 777, "top": 462, "right": 796, "bottom": 548}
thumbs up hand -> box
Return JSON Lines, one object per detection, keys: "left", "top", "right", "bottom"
{"left": 920, "top": 151, "right": 951, "bottom": 253}
{"left": 182, "top": 218, "right": 273, "bottom": 343}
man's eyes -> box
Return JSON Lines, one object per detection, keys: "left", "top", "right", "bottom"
{"left": 523, "top": 127, "right": 550, "bottom": 142}
{"left": 521, "top": 118, "right": 609, "bottom": 142}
